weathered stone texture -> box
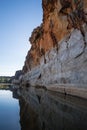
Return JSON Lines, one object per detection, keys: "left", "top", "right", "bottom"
{"left": 23, "top": 0, "right": 87, "bottom": 73}
{"left": 21, "top": 0, "right": 87, "bottom": 98}
{"left": 23, "top": 26, "right": 87, "bottom": 84}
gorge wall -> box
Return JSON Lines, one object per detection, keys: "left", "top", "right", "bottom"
{"left": 20, "top": 0, "right": 87, "bottom": 99}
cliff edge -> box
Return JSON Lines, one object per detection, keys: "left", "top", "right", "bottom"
{"left": 20, "top": 0, "right": 87, "bottom": 99}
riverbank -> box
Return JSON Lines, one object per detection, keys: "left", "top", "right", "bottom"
{"left": 20, "top": 83, "right": 87, "bottom": 99}
{"left": 0, "top": 83, "right": 12, "bottom": 86}
{"left": 0, "top": 83, "right": 12, "bottom": 89}
{"left": 45, "top": 84, "right": 87, "bottom": 99}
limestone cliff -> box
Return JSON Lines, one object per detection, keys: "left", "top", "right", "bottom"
{"left": 23, "top": 0, "right": 87, "bottom": 73}
{"left": 21, "top": 0, "right": 87, "bottom": 99}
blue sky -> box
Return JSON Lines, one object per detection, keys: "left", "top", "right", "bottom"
{"left": 0, "top": 0, "right": 42, "bottom": 76}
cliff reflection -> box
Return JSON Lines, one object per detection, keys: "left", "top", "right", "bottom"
{"left": 19, "top": 99, "right": 40, "bottom": 130}
{"left": 19, "top": 90, "right": 87, "bottom": 130}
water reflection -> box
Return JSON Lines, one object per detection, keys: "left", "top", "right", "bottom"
{"left": 0, "top": 90, "right": 20, "bottom": 130}
{"left": 0, "top": 87, "right": 87, "bottom": 130}
{"left": 19, "top": 99, "right": 40, "bottom": 130}
{"left": 19, "top": 90, "right": 87, "bottom": 130}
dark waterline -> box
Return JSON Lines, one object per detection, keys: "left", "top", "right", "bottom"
{"left": 0, "top": 90, "right": 21, "bottom": 130}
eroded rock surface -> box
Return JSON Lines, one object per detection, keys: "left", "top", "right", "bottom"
{"left": 21, "top": 0, "right": 87, "bottom": 98}
{"left": 22, "top": 29, "right": 87, "bottom": 84}
{"left": 23, "top": 0, "right": 87, "bottom": 72}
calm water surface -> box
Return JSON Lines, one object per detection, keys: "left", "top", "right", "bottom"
{"left": 0, "top": 90, "right": 21, "bottom": 130}
{"left": 0, "top": 88, "right": 87, "bottom": 130}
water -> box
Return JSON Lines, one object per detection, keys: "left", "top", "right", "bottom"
{"left": 0, "top": 90, "right": 20, "bottom": 130}
{"left": 0, "top": 88, "right": 87, "bottom": 130}
{"left": 19, "top": 89, "right": 87, "bottom": 130}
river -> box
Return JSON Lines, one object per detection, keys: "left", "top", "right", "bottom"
{"left": 0, "top": 90, "right": 20, "bottom": 130}
{"left": 0, "top": 87, "right": 87, "bottom": 130}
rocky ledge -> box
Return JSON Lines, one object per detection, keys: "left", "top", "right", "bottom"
{"left": 19, "top": 0, "right": 87, "bottom": 99}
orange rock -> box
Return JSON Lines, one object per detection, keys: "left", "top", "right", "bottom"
{"left": 23, "top": 0, "right": 87, "bottom": 73}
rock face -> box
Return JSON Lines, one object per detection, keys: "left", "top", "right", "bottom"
{"left": 12, "top": 70, "right": 23, "bottom": 84}
{"left": 23, "top": 0, "right": 87, "bottom": 72}
{"left": 21, "top": 0, "right": 87, "bottom": 98}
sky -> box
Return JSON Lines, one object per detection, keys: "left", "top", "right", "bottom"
{"left": 0, "top": 0, "right": 42, "bottom": 76}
